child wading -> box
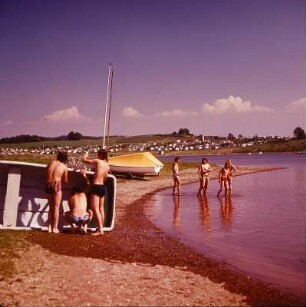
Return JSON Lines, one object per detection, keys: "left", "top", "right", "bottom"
{"left": 197, "top": 158, "right": 212, "bottom": 196}
{"left": 172, "top": 157, "right": 181, "bottom": 195}
{"left": 226, "top": 159, "right": 238, "bottom": 193}
{"left": 217, "top": 161, "right": 231, "bottom": 196}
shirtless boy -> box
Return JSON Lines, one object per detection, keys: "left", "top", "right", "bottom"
{"left": 82, "top": 149, "right": 110, "bottom": 236}
{"left": 45, "top": 151, "right": 68, "bottom": 233}
{"left": 172, "top": 157, "right": 181, "bottom": 195}
{"left": 65, "top": 184, "right": 93, "bottom": 234}
{"left": 197, "top": 158, "right": 212, "bottom": 197}
{"left": 217, "top": 162, "right": 230, "bottom": 196}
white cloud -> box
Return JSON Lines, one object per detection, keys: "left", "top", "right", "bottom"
{"left": 122, "top": 106, "right": 144, "bottom": 118}
{"left": 1, "top": 120, "right": 13, "bottom": 125}
{"left": 155, "top": 108, "right": 198, "bottom": 118}
{"left": 284, "top": 98, "right": 305, "bottom": 112}
{"left": 202, "top": 96, "right": 273, "bottom": 114}
{"left": 42, "top": 106, "right": 89, "bottom": 122}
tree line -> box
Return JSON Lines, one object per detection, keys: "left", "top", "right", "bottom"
{"left": 0, "top": 131, "right": 85, "bottom": 144}
{"left": 0, "top": 127, "right": 305, "bottom": 144}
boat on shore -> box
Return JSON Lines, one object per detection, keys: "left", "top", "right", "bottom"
{"left": 109, "top": 151, "right": 164, "bottom": 177}
{"left": 100, "top": 65, "right": 164, "bottom": 177}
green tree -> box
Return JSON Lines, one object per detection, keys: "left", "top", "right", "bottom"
{"left": 227, "top": 133, "right": 235, "bottom": 140}
{"left": 293, "top": 127, "right": 305, "bottom": 139}
{"left": 68, "top": 131, "right": 82, "bottom": 140}
{"left": 178, "top": 128, "right": 191, "bottom": 135}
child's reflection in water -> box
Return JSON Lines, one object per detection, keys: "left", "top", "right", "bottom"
{"left": 219, "top": 195, "right": 233, "bottom": 231}
{"left": 171, "top": 194, "right": 233, "bottom": 233}
{"left": 172, "top": 195, "right": 181, "bottom": 229}
{"left": 198, "top": 195, "right": 211, "bottom": 232}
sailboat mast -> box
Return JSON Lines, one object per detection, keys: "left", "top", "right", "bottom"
{"left": 106, "top": 67, "right": 114, "bottom": 148}
{"left": 102, "top": 64, "right": 113, "bottom": 149}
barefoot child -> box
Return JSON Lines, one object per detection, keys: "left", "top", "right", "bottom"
{"left": 217, "top": 162, "right": 230, "bottom": 196}
{"left": 197, "top": 158, "right": 212, "bottom": 196}
{"left": 226, "top": 159, "right": 238, "bottom": 192}
{"left": 82, "top": 149, "right": 110, "bottom": 236}
{"left": 172, "top": 157, "right": 181, "bottom": 195}
{"left": 65, "top": 185, "right": 93, "bottom": 234}
{"left": 45, "top": 151, "right": 69, "bottom": 233}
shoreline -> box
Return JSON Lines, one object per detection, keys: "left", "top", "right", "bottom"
{"left": 0, "top": 165, "right": 303, "bottom": 306}
{"left": 161, "top": 151, "right": 306, "bottom": 156}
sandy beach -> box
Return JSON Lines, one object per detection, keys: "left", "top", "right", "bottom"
{"left": 0, "top": 166, "right": 303, "bottom": 306}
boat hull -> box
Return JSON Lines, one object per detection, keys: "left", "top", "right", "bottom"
{"left": 109, "top": 152, "right": 163, "bottom": 176}
{"left": 0, "top": 160, "right": 116, "bottom": 231}
{"left": 110, "top": 165, "right": 161, "bottom": 175}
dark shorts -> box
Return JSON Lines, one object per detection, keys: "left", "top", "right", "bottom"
{"left": 70, "top": 214, "right": 90, "bottom": 225}
{"left": 91, "top": 184, "right": 106, "bottom": 197}
{"left": 45, "top": 181, "right": 62, "bottom": 195}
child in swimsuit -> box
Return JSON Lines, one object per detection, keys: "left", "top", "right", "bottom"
{"left": 65, "top": 185, "right": 93, "bottom": 234}
{"left": 226, "top": 159, "right": 238, "bottom": 192}
{"left": 217, "top": 162, "right": 230, "bottom": 196}
{"left": 197, "top": 158, "right": 212, "bottom": 197}
{"left": 172, "top": 157, "right": 181, "bottom": 195}
{"left": 82, "top": 149, "right": 110, "bottom": 236}
{"left": 45, "top": 151, "right": 68, "bottom": 233}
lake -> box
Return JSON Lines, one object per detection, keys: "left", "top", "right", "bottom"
{"left": 146, "top": 153, "right": 305, "bottom": 298}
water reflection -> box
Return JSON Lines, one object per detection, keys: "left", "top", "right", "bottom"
{"left": 197, "top": 195, "right": 211, "bottom": 232}
{"left": 294, "top": 165, "right": 305, "bottom": 206}
{"left": 218, "top": 195, "right": 233, "bottom": 231}
{"left": 172, "top": 195, "right": 181, "bottom": 229}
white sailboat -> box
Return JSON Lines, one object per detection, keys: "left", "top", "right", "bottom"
{"left": 102, "top": 64, "right": 164, "bottom": 177}
{"left": 109, "top": 152, "right": 164, "bottom": 177}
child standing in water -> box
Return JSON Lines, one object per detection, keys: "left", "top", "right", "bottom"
{"left": 226, "top": 159, "right": 238, "bottom": 192}
{"left": 197, "top": 158, "right": 212, "bottom": 196}
{"left": 172, "top": 157, "right": 181, "bottom": 195}
{"left": 217, "top": 161, "right": 230, "bottom": 196}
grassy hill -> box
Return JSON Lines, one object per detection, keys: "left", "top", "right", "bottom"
{"left": 0, "top": 134, "right": 305, "bottom": 154}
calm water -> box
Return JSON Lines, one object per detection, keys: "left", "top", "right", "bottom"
{"left": 146, "top": 154, "right": 305, "bottom": 298}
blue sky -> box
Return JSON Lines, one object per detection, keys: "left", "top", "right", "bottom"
{"left": 0, "top": 0, "right": 304, "bottom": 138}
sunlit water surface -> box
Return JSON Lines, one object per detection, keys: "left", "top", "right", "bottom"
{"left": 146, "top": 154, "right": 305, "bottom": 297}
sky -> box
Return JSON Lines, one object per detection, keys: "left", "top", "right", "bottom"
{"left": 0, "top": 0, "right": 305, "bottom": 138}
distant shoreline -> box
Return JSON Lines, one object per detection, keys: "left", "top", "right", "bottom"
{"left": 160, "top": 151, "right": 306, "bottom": 156}
{"left": 0, "top": 136, "right": 305, "bottom": 157}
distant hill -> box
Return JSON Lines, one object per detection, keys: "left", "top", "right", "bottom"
{"left": 0, "top": 134, "right": 101, "bottom": 144}
{"left": 0, "top": 133, "right": 195, "bottom": 145}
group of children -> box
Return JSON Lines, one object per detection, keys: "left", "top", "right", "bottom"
{"left": 45, "top": 149, "right": 110, "bottom": 235}
{"left": 172, "top": 157, "right": 237, "bottom": 197}
{"left": 45, "top": 151, "right": 236, "bottom": 233}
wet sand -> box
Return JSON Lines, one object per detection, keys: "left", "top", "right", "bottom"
{"left": 0, "top": 166, "right": 303, "bottom": 306}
